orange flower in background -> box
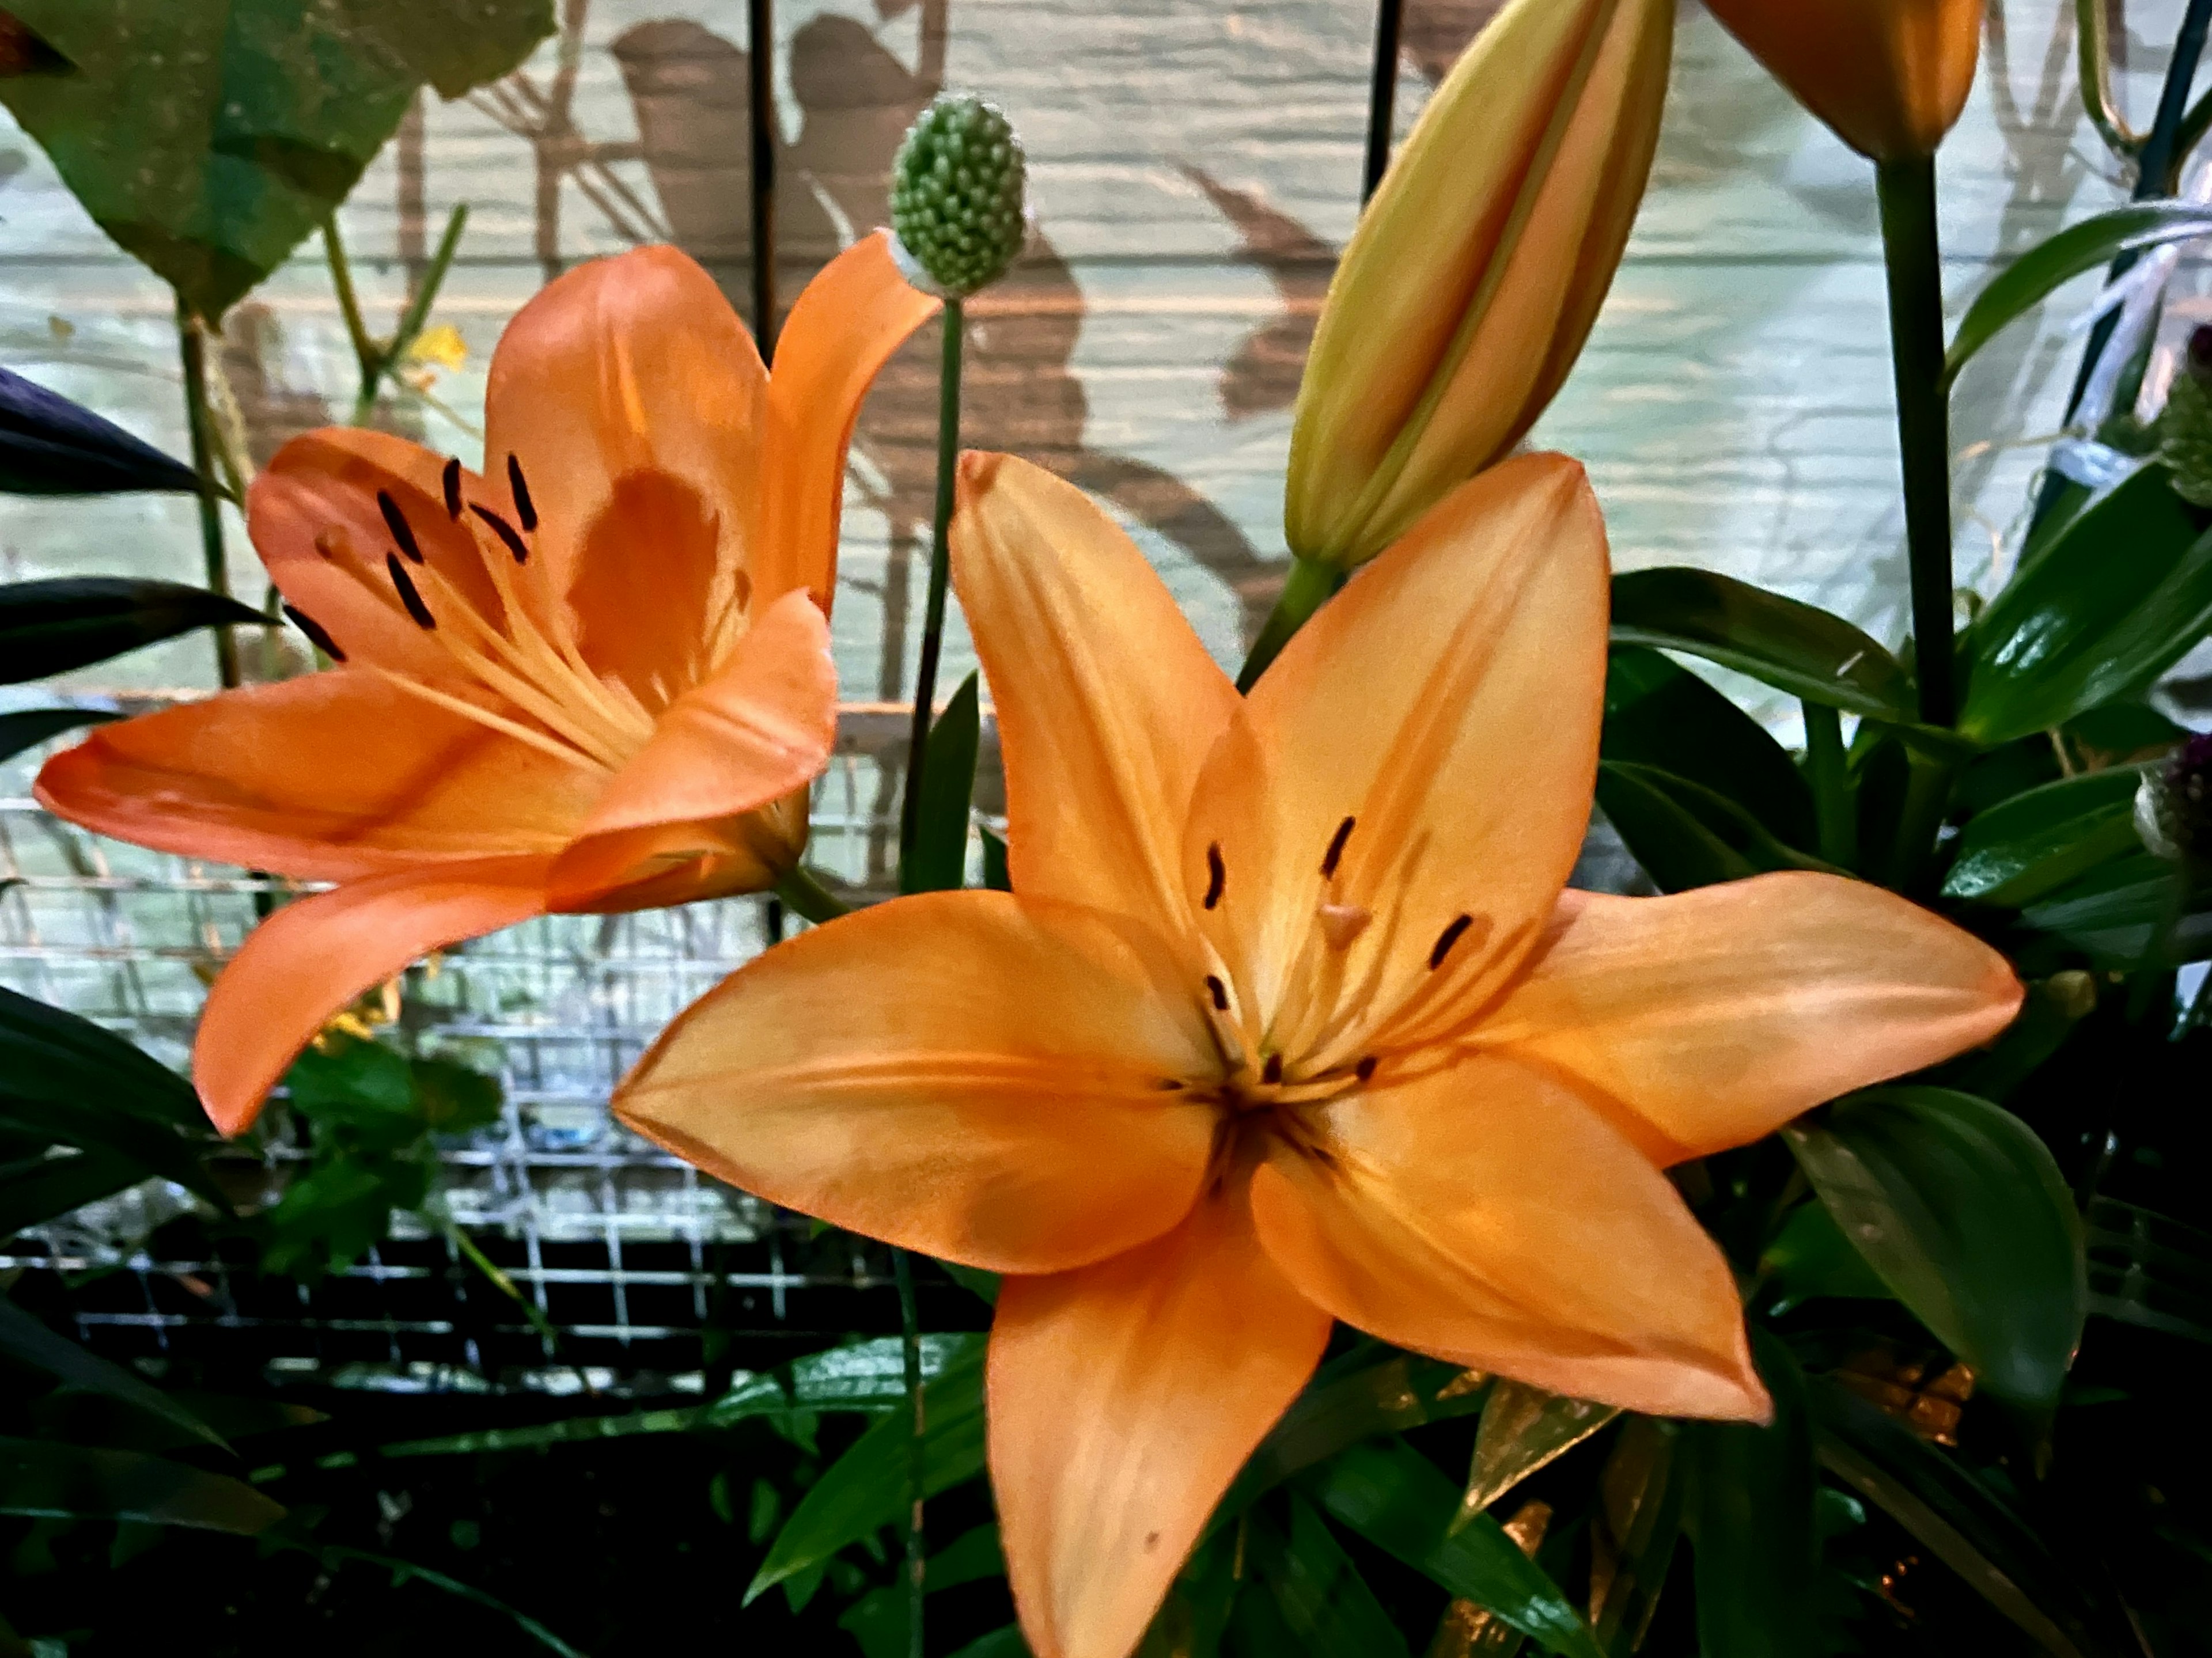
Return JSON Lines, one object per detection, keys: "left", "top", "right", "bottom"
{"left": 615, "top": 450, "right": 2022, "bottom": 1658}
{"left": 1703, "top": 0, "right": 1985, "bottom": 161}
{"left": 36, "top": 234, "right": 938, "bottom": 1136}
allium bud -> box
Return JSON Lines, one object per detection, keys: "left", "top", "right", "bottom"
{"left": 2135, "top": 733, "right": 2212, "bottom": 864}
{"left": 888, "top": 95, "right": 1028, "bottom": 299}
{"left": 2159, "top": 324, "right": 2212, "bottom": 508}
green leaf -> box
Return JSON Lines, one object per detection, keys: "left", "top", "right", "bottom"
{"left": 0, "top": 1145, "right": 146, "bottom": 1238}
{"left": 1686, "top": 1330, "right": 1819, "bottom": 1658}
{"left": 1759, "top": 1200, "right": 1894, "bottom": 1311}
{"left": 0, "top": 578, "right": 266, "bottom": 682}
{"left": 946, "top": 1630, "right": 1031, "bottom": 1658}
{"left": 1595, "top": 761, "right": 1838, "bottom": 893}
{"left": 1785, "top": 1087, "right": 2085, "bottom": 1414}
{"left": 902, "top": 671, "right": 980, "bottom": 895}
{"left": 31, "top": 1388, "right": 319, "bottom": 1454}
{"left": 1946, "top": 203, "right": 2212, "bottom": 385}
{"left": 1305, "top": 1437, "right": 1603, "bottom": 1658}
{"left": 2083, "top": 1195, "right": 2212, "bottom": 1346}
{"left": 0, "top": 1292, "right": 224, "bottom": 1449}
{"left": 980, "top": 826, "right": 1012, "bottom": 893}
{"left": 839, "top": 1524, "right": 1006, "bottom": 1658}
{"left": 411, "top": 1054, "right": 503, "bottom": 1135}
{"left": 0, "top": 366, "right": 204, "bottom": 496}
{"left": 0, "top": 0, "right": 554, "bottom": 318}
{"left": 0, "top": 706, "right": 119, "bottom": 762}
{"left": 747, "top": 1335, "right": 988, "bottom": 1601}
{"left": 1961, "top": 460, "right": 2212, "bottom": 745}
{"left": 1588, "top": 1417, "right": 1684, "bottom": 1652}
{"left": 1459, "top": 1379, "right": 1618, "bottom": 1524}
{"left": 2016, "top": 853, "right": 2212, "bottom": 970}
{"left": 0, "top": 1437, "right": 281, "bottom": 1532}
{"left": 1808, "top": 1377, "right": 2101, "bottom": 1656}
{"left": 1610, "top": 568, "right": 1915, "bottom": 720}
{"left": 1248, "top": 1493, "right": 1410, "bottom": 1658}
{"left": 1942, "top": 767, "right": 2147, "bottom": 906}
{"left": 1601, "top": 646, "right": 1814, "bottom": 848}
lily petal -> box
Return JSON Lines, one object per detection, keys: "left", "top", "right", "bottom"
{"left": 1478, "top": 873, "right": 2024, "bottom": 1164}
{"left": 482, "top": 244, "right": 767, "bottom": 684}
{"left": 1248, "top": 1056, "right": 1769, "bottom": 1421}
{"left": 35, "top": 671, "right": 600, "bottom": 882}
{"left": 614, "top": 890, "right": 1219, "bottom": 1272}
{"left": 990, "top": 1185, "right": 1331, "bottom": 1658}
{"left": 1228, "top": 454, "right": 1608, "bottom": 1046}
{"left": 545, "top": 589, "right": 836, "bottom": 906}
{"left": 755, "top": 232, "right": 942, "bottom": 605}
{"left": 195, "top": 856, "right": 553, "bottom": 1135}
{"left": 952, "top": 452, "right": 1240, "bottom": 931}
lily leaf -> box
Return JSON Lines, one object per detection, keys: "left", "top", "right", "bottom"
{"left": 2016, "top": 853, "right": 2211, "bottom": 970}
{"left": 0, "top": 1292, "right": 225, "bottom": 1450}
{"left": 1961, "top": 460, "right": 2212, "bottom": 746}
{"left": 0, "top": 0, "right": 554, "bottom": 318}
{"left": 0, "top": 366, "right": 205, "bottom": 495}
{"left": 1589, "top": 1416, "right": 1684, "bottom": 1651}
{"left": 902, "top": 670, "right": 980, "bottom": 895}
{"left": 1942, "top": 766, "right": 2147, "bottom": 908}
{"left": 1602, "top": 645, "right": 1815, "bottom": 848}
{"left": 0, "top": 1436, "right": 281, "bottom": 1532}
{"left": 1457, "top": 1378, "right": 1619, "bottom": 1526}
{"left": 0, "top": 706, "right": 118, "bottom": 764}
{"left": 2084, "top": 1195, "right": 2212, "bottom": 1347}
{"left": 1946, "top": 203, "right": 2212, "bottom": 385}
{"left": 0, "top": 577, "right": 267, "bottom": 683}
{"left": 1785, "top": 1087, "right": 2085, "bottom": 1416}
{"left": 1685, "top": 1330, "right": 1820, "bottom": 1658}
{"left": 1248, "top": 1493, "right": 1410, "bottom": 1658}
{"left": 1596, "top": 761, "right": 1837, "bottom": 893}
{"left": 0, "top": 1144, "right": 145, "bottom": 1239}
{"left": 1759, "top": 1200, "right": 1894, "bottom": 1312}
{"left": 1610, "top": 568, "right": 1914, "bottom": 720}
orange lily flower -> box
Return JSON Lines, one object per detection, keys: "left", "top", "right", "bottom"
{"left": 614, "top": 451, "right": 2021, "bottom": 1658}
{"left": 1703, "top": 0, "right": 1984, "bottom": 162}
{"left": 36, "top": 236, "right": 938, "bottom": 1136}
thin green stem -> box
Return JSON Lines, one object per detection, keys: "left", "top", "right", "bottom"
{"left": 357, "top": 203, "right": 471, "bottom": 426}
{"left": 1802, "top": 700, "right": 1857, "bottom": 871}
{"left": 441, "top": 1221, "right": 597, "bottom": 1397}
{"left": 176, "top": 302, "right": 240, "bottom": 690}
{"left": 1884, "top": 750, "right": 1953, "bottom": 894}
{"left": 1874, "top": 156, "right": 1956, "bottom": 731}
{"left": 897, "top": 298, "right": 965, "bottom": 867}
{"left": 323, "top": 218, "right": 379, "bottom": 407}
{"left": 773, "top": 864, "right": 849, "bottom": 925}
{"left": 1236, "top": 555, "right": 1344, "bottom": 693}
{"left": 2075, "top": 0, "right": 2143, "bottom": 163}
{"left": 893, "top": 1245, "right": 925, "bottom": 1658}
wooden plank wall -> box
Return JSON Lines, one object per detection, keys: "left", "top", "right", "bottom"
{"left": 0, "top": 0, "right": 2181, "bottom": 727}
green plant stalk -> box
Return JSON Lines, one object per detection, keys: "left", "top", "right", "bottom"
{"left": 176, "top": 302, "right": 241, "bottom": 690}
{"left": 897, "top": 299, "right": 965, "bottom": 864}
{"left": 1874, "top": 156, "right": 1957, "bottom": 732}
{"left": 773, "top": 863, "right": 849, "bottom": 924}
{"left": 361, "top": 203, "right": 471, "bottom": 425}
{"left": 1802, "top": 700, "right": 1857, "bottom": 870}
{"left": 1236, "top": 555, "right": 1344, "bottom": 693}
{"left": 893, "top": 1245, "right": 926, "bottom": 1658}
{"left": 441, "top": 1221, "right": 597, "bottom": 1398}
{"left": 323, "top": 218, "right": 380, "bottom": 403}
{"left": 1884, "top": 750, "right": 1953, "bottom": 894}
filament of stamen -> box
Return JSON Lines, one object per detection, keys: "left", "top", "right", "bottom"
{"left": 369, "top": 668, "right": 603, "bottom": 773}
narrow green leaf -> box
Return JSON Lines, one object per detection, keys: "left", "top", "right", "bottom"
{"left": 31, "top": 1388, "right": 319, "bottom": 1455}
{"left": 1785, "top": 1088, "right": 2085, "bottom": 1414}
{"left": 1459, "top": 1379, "right": 1618, "bottom": 1526}
{"left": 1596, "top": 761, "right": 1838, "bottom": 894}
{"left": 0, "top": 985, "right": 201, "bottom": 1125}
{"left": 980, "top": 826, "right": 1012, "bottom": 893}
{"left": 1306, "top": 1437, "right": 1602, "bottom": 1658}
{"left": 0, "top": 706, "right": 118, "bottom": 763}
{"left": 0, "top": 1144, "right": 145, "bottom": 1238}
{"left": 1588, "top": 1417, "right": 1684, "bottom": 1652}
{"left": 1602, "top": 646, "right": 1815, "bottom": 848}
{"left": 902, "top": 671, "right": 981, "bottom": 895}
{"left": 0, "top": 1292, "right": 224, "bottom": 1448}
{"left": 0, "top": 577, "right": 268, "bottom": 682}
{"left": 946, "top": 1630, "right": 1031, "bottom": 1658}
{"left": 839, "top": 1525, "right": 1006, "bottom": 1658}
{"left": 1962, "top": 460, "right": 2212, "bottom": 745}
{"left": 0, "top": 1097, "right": 221, "bottom": 1211}
{"left": 0, "top": 1437, "right": 279, "bottom": 1532}
{"left": 1943, "top": 767, "right": 2146, "bottom": 906}
{"left": 2016, "top": 852, "right": 2211, "bottom": 970}
{"left": 283, "top": 1539, "right": 589, "bottom": 1658}
{"left": 1252, "top": 1493, "right": 1410, "bottom": 1658}
{"left": 0, "top": 366, "right": 203, "bottom": 496}
{"left": 1759, "top": 1200, "right": 1894, "bottom": 1311}
{"left": 1610, "top": 568, "right": 1914, "bottom": 719}
{"left": 1946, "top": 203, "right": 2212, "bottom": 384}
{"left": 2083, "top": 1195, "right": 2212, "bottom": 1346}
{"left": 1687, "top": 1330, "right": 1819, "bottom": 1658}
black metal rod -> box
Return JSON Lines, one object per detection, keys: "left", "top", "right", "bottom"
{"left": 748, "top": 0, "right": 779, "bottom": 361}
{"left": 1361, "top": 0, "right": 1406, "bottom": 202}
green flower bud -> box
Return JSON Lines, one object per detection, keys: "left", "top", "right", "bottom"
{"left": 2158, "top": 325, "right": 2212, "bottom": 509}
{"left": 2135, "top": 733, "right": 2212, "bottom": 864}
{"left": 889, "top": 94, "right": 1028, "bottom": 299}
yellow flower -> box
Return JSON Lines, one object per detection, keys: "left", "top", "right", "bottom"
{"left": 1284, "top": 0, "right": 1672, "bottom": 571}
{"left": 616, "top": 453, "right": 2021, "bottom": 1658}
{"left": 1705, "top": 0, "right": 1984, "bottom": 161}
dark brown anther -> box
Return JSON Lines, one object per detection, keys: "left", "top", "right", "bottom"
{"left": 1321, "top": 815, "right": 1355, "bottom": 878}
{"left": 1205, "top": 974, "right": 1230, "bottom": 1012}
{"left": 1154, "top": 1078, "right": 1186, "bottom": 1092}
{"left": 1203, "top": 843, "right": 1225, "bottom": 910}
{"left": 1261, "top": 1053, "right": 1283, "bottom": 1086}
{"left": 507, "top": 454, "right": 539, "bottom": 532}
{"left": 387, "top": 552, "right": 435, "bottom": 629}
{"left": 282, "top": 604, "right": 346, "bottom": 662}
{"left": 377, "top": 489, "right": 423, "bottom": 563}
{"left": 1354, "top": 1056, "right": 1378, "bottom": 1082}
{"left": 441, "top": 456, "right": 463, "bottom": 519}
{"left": 470, "top": 502, "right": 530, "bottom": 564}
{"left": 1429, "top": 913, "right": 1475, "bottom": 970}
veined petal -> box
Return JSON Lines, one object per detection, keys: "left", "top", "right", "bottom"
{"left": 755, "top": 232, "right": 942, "bottom": 605}
{"left": 614, "top": 890, "right": 1220, "bottom": 1273}
{"left": 195, "top": 856, "right": 553, "bottom": 1135}
{"left": 952, "top": 453, "right": 1240, "bottom": 934}
{"left": 1477, "top": 874, "right": 2024, "bottom": 1164}
{"left": 483, "top": 244, "right": 767, "bottom": 685}
{"left": 545, "top": 590, "right": 835, "bottom": 906}
{"left": 1227, "top": 455, "right": 1607, "bottom": 1056}
{"left": 1249, "top": 1056, "right": 1768, "bottom": 1421}
{"left": 990, "top": 1185, "right": 1331, "bottom": 1658}
{"left": 35, "top": 671, "right": 600, "bottom": 882}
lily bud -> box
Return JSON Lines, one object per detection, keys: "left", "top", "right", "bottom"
{"left": 888, "top": 94, "right": 1028, "bottom": 299}
{"left": 1702, "top": 0, "right": 1984, "bottom": 162}
{"left": 1285, "top": 0, "right": 1672, "bottom": 571}
{"left": 2136, "top": 734, "right": 2212, "bottom": 866}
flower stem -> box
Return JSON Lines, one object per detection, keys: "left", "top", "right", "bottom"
{"left": 1874, "top": 155, "right": 1956, "bottom": 731}
{"left": 176, "top": 301, "right": 240, "bottom": 690}
{"left": 897, "top": 298, "right": 966, "bottom": 866}
{"left": 772, "top": 864, "right": 850, "bottom": 925}
{"left": 893, "top": 1244, "right": 926, "bottom": 1658}
{"left": 1884, "top": 749, "right": 1953, "bottom": 894}
{"left": 1803, "top": 700, "right": 1856, "bottom": 870}
{"left": 1236, "top": 555, "right": 1343, "bottom": 693}
{"left": 323, "top": 218, "right": 380, "bottom": 413}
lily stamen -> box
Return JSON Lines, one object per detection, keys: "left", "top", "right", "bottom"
{"left": 378, "top": 490, "right": 424, "bottom": 563}
{"left": 506, "top": 453, "right": 539, "bottom": 532}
